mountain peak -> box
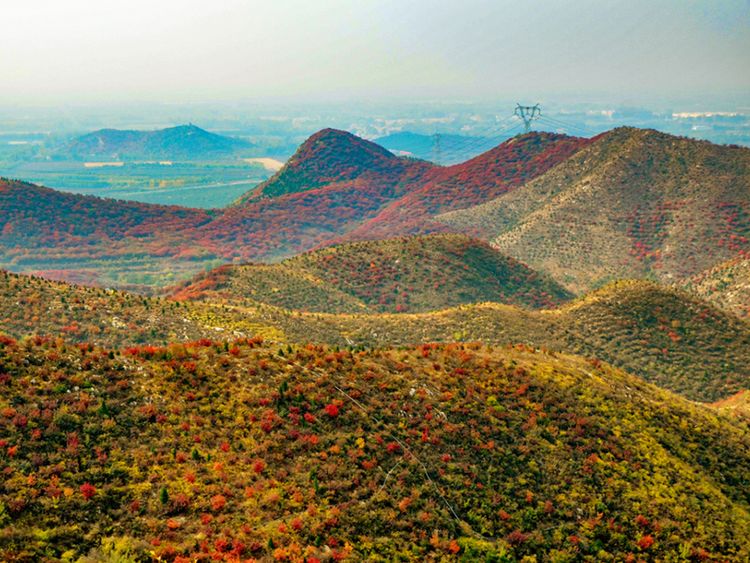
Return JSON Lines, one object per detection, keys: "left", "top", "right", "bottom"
{"left": 296, "top": 128, "right": 396, "bottom": 160}
{"left": 237, "top": 128, "right": 407, "bottom": 203}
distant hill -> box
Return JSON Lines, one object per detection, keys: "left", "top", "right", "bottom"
{"left": 0, "top": 178, "right": 218, "bottom": 288}
{"left": 0, "top": 131, "right": 588, "bottom": 284}
{"left": 684, "top": 257, "right": 750, "bottom": 318}
{"left": 64, "top": 124, "right": 253, "bottom": 160}
{"left": 2, "top": 335, "right": 749, "bottom": 561}
{"left": 172, "top": 234, "right": 573, "bottom": 312}
{"left": 437, "top": 127, "right": 750, "bottom": 292}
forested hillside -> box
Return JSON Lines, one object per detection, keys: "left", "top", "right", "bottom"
{"left": 438, "top": 128, "right": 750, "bottom": 292}
{"left": 172, "top": 235, "right": 573, "bottom": 313}
{"left": 1, "top": 336, "right": 748, "bottom": 561}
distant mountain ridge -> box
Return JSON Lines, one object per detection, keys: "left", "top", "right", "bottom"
{"left": 65, "top": 124, "right": 252, "bottom": 160}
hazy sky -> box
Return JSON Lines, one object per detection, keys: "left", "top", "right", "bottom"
{"left": 2, "top": 0, "right": 748, "bottom": 105}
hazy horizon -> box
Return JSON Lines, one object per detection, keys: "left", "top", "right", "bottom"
{"left": 3, "top": 0, "right": 749, "bottom": 106}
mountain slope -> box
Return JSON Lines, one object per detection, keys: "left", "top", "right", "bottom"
{"left": 712, "top": 390, "right": 750, "bottom": 421}
{"left": 342, "top": 131, "right": 592, "bottom": 240}
{"left": 1, "top": 130, "right": 586, "bottom": 286}
{"left": 437, "top": 128, "right": 750, "bottom": 292}
{"left": 0, "top": 269, "right": 285, "bottom": 346}
{"left": 684, "top": 257, "right": 750, "bottom": 318}
{"left": 1, "top": 336, "right": 748, "bottom": 561}
{"left": 173, "top": 234, "right": 573, "bottom": 313}
{"left": 171, "top": 263, "right": 371, "bottom": 313}
{"left": 264, "top": 281, "right": 749, "bottom": 402}
{"left": 66, "top": 124, "right": 252, "bottom": 160}
{"left": 549, "top": 280, "right": 750, "bottom": 402}
{"left": 2, "top": 267, "right": 747, "bottom": 402}
{"left": 0, "top": 179, "right": 219, "bottom": 288}
{"left": 4, "top": 127, "right": 749, "bottom": 291}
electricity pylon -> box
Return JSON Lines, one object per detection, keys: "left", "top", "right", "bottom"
{"left": 515, "top": 103, "right": 541, "bottom": 133}
{"left": 431, "top": 133, "right": 442, "bottom": 165}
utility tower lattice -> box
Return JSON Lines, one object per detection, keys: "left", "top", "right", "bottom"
{"left": 515, "top": 103, "right": 541, "bottom": 133}
{"left": 431, "top": 133, "right": 442, "bottom": 165}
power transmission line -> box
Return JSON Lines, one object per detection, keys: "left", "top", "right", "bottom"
{"left": 537, "top": 115, "right": 597, "bottom": 137}
{"left": 435, "top": 117, "right": 522, "bottom": 164}
{"left": 429, "top": 115, "right": 518, "bottom": 165}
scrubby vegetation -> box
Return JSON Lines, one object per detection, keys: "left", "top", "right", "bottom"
{"left": 172, "top": 235, "right": 573, "bottom": 313}
{"left": 438, "top": 128, "right": 750, "bottom": 292}
{"left": 3, "top": 270, "right": 748, "bottom": 403}
{"left": 685, "top": 257, "right": 750, "bottom": 318}
{"left": 4, "top": 128, "right": 748, "bottom": 293}
{"left": 548, "top": 280, "right": 750, "bottom": 402}
{"left": 1, "top": 335, "right": 748, "bottom": 561}
{"left": 0, "top": 270, "right": 285, "bottom": 347}
{"left": 342, "top": 131, "right": 591, "bottom": 240}
{"left": 0, "top": 130, "right": 587, "bottom": 289}
{"left": 236, "top": 128, "right": 419, "bottom": 203}
{"left": 712, "top": 390, "right": 750, "bottom": 422}
{"left": 2, "top": 125, "right": 750, "bottom": 561}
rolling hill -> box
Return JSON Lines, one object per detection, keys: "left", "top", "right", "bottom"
{"left": 64, "top": 124, "right": 253, "bottom": 161}
{"left": 2, "top": 263, "right": 748, "bottom": 403}
{"left": 684, "top": 257, "right": 750, "bottom": 318}
{"left": 1, "top": 129, "right": 442, "bottom": 282}
{"left": 547, "top": 280, "right": 750, "bottom": 402}
{"left": 253, "top": 280, "right": 749, "bottom": 402}
{"left": 1, "top": 335, "right": 748, "bottom": 561}
{"left": 0, "top": 178, "right": 220, "bottom": 288}
{"left": 172, "top": 234, "right": 573, "bottom": 313}
{"left": 438, "top": 127, "right": 750, "bottom": 292}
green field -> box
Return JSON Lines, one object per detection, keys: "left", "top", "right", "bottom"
{"left": 0, "top": 158, "right": 271, "bottom": 208}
